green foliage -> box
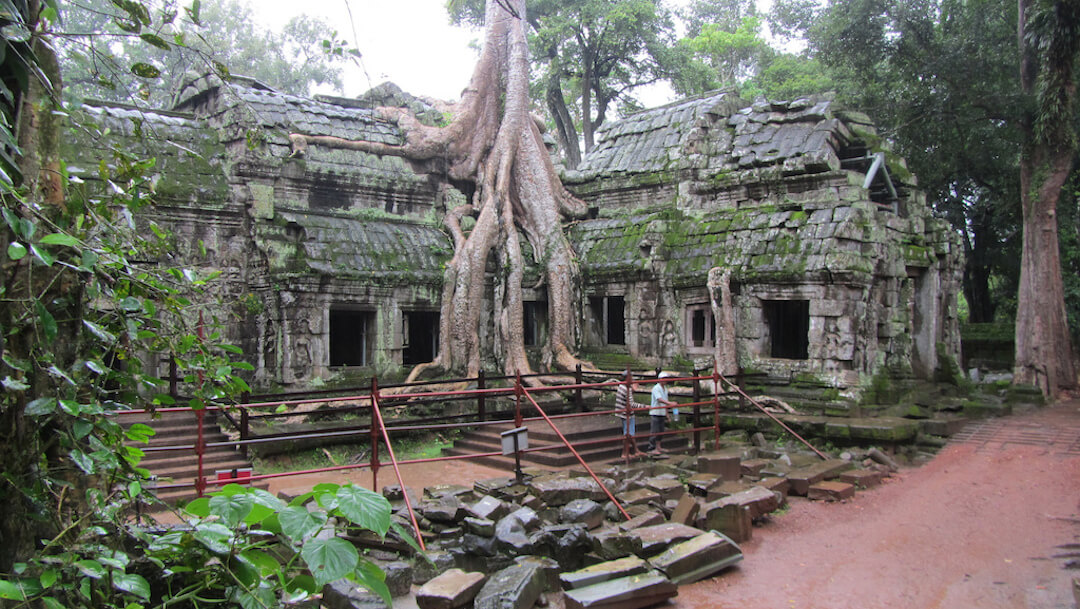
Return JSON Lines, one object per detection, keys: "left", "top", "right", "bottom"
{"left": 1, "top": 483, "right": 395, "bottom": 607}
{"left": 0, "top": 2, "right": 393, "bottom": 606}
{"left": 57, "top": 0, "right": 352, "bottom": 107}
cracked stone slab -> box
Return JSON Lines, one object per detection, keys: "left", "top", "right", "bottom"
{"left": 648, "top": 530, "right": 743, "bottom": 585}
{"left": 563, "top": 570, "right": 677, "bottom": 609}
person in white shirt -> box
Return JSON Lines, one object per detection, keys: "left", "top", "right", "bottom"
{"left": 647, "top": 372, "right": 676, "bottom": 454}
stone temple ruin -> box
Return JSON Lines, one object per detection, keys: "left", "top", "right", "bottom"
{"left": 67, "top": 74, "right": 962, "bottom": 392}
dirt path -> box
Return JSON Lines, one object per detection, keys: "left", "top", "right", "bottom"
{"left": 678, "top": 399, "right": 1080, "bottom": 609}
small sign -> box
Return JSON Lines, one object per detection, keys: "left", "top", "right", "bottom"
{"left": 500, "top": 426, "right": 528, "bottom": 456}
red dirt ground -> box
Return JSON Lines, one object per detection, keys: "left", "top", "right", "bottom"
{"left": 263, "top": 399, "right": 1080, "bottom": 609}
{"left": 677, "top": 398, "right": 1080, "bottom": 609}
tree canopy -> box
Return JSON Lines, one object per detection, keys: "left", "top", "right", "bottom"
{"left": 58, "top": 0, "right": 347, "bottom": 107}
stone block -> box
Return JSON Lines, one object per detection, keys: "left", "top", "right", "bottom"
{"left": 786, "top": 459, "right": 854, "bottom": 496}
{"left": 412, "top": 551, "right": 455, "bottom": 585}
{"left": 530, "top": 474, "right": 608, "bottom": 506}
{"left": 839, "top": 469, "right": 882, "bottom": 489}
{"left": 697, "top": 452, "right": 742, "bottom": 481}
{"left": 425, "top": 484, "right": 473, "bottom": 500}
{"left": 618, "top": 511, "right": 665, "bottom": 532}
{"left": 740, "top": 458, "right": 769, "bottom": 477}
{"left": 594, "top": 527, "right": 644, "bottom": 559}
{"left": 644, "top": 477, "right": 685, "bottom": 502}
{"left": 701, "top": 503, "right": 752, "bottom": 544}
{"left": 420, "top": 497, "right": 464, "bottom": 524}
{"left": 563, "top": 571, "right": 678, "bottom": 609}
{"left": 474, "top": 562, "right": 546, "bottom": 609}
{"left": 757, "top": 477, "right": 790, "bottom": 500}
{"left": 474, "top": 477, "right": 515, "bottom": 496}
{"left": 621, "top": 488, "right": 662, "bottom": 506}
{"left": 686, "top": 473, "right": 721, "bottom": 497}
{"left": 561, "top": 499, "right": 605, "bottom": 529}
{"left": 629, "top": 523, "right": 703, "bottom": 556}
{"left": 323, "top": 580, "right": 388, "bottom": 609}
{"left": 807, "top": 480, "right": 855, "bottom": 502}
{"left": 416, "top": 569, "right": 487, "bottom": 609}
{"left": 470, "top": 495, "right": 510, "bottom": 521}
{"left": 669, "top": 495, "right": 700, "bottom": 526}
{"left": 464, "top": 516, "right": 496, "bottom": 537}
{"left": 705, "top": 481, "right": 751, "bottom": 502}
{"left": 704, "top": 486, "right": 782, "bottom": 519}
{"left": 560, "top": 556, "right": 650, "bottom": 590}
{"left": 649, "top": 531, "right": 743, "bottom": 585}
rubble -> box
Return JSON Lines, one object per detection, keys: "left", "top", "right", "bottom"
{"left": 287, "top": 437, "right": 898, "bottom": 609}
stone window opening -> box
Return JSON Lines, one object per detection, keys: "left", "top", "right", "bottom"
{"left": 685, "top": 304, "right": 716, "bottom": 351}
{"left": 588, "top": 295, "right": 626, "bottom": 346}
{"left": 403, "top": 310, "right": 440, "bottom": 365}
{"left": 329, "top": 309, "right": 375, "bottom": 367}
{"left": 523, "top": 301, "right": 547, "bottom": 347}
{"left": 763, "top": 300, "right": 809, "bottom": 360}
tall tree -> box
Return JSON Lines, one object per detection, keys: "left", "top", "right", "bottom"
{"left": 671, "top": 0, "right": 832, "bottom": 101}
{"left": 788, "top": 0, "right": 1023, "bottom": 327}
{"left": 297, "top": 0, "right": 593, "bottom": 379}
{"left": 1014, "top": 0, "right": 1080, "bottom": 395}
{"left": 450, "top": 0, "right": 676, "bottom": 166}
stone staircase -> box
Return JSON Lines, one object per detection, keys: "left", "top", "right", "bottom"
{"left": 443, "top": 413, "right": 662, "bottom": 470}
{"left": 121, "top": 409, "right": 258, "bottom": 504}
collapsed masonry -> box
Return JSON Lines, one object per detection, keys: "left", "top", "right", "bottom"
{"left": 319, "top": 444, "right": 891, "bottom": 609}
{"left": 67, "top": 75, "right": 962, "bottom": 391}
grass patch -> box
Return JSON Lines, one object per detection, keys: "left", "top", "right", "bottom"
{"left": 252, "top": 431, "right": 457, "bottom": 474}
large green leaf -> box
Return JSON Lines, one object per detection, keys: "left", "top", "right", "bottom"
{"left": 112, "top": 573, "right": 150, "bottom": 600}
{"left": 301, "top": 537, "right": 358, "bottom": 587}
{"left": 335, "top": 485, "right": 391, "bottom": 536}
{"left": 278, "top": 506, "right": 327, "bottom": 543}
{"left": 210, "top": 492, "right": 253, "bottom": 528}
{"left": 352, "top": 559, "right": 391, "bottom": 606}
{"left": 193, "top": 522, "right": 234, "bottom": 554}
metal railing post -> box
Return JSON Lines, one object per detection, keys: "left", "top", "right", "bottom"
{"left": 240, "top": 391, "right": 250, "bottom": 442}
{"left": 169, "top": 357, "right": 178, "bottom": 401}
{"left": 737, "top": 367, "right": 746, "bottom": 411}
{"left": 370, "top": 376, "right": 381, "bottom": 492}
{"left": 692, "top": 368, "right": 701, "bottom": 453}
{"left": 574, "top": 363, "right": 583, "bottom": 411}
{"left": 195, "top": 408, "right": 206, "bottom": 497}
{"left": 477, "top": 369, "right": 487, "bottom": 422}
{"left": 713, "top": 369, "right": 721, "bottom": 449}
{"left": 514, "top": 371, "right": 523, "bottom": 428}
{"left": 623, "top": 369, "right": 634, "bottom": 463}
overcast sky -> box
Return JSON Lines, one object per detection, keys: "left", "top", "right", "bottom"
{"left": 252, "top": 0, "right": 682, "bottom": 107}
{"left": 254, "top": 0, "right": 483, "bottom": 101}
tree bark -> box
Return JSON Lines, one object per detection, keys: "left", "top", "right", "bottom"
{"left": 546, "top": 70, "right": 581, "bottom": 169}
{"left": 580, "top": 39, "right": 595, "bottom": 154}
{"left": 1013, "top": 0, "right": 1079, "bottom": 396}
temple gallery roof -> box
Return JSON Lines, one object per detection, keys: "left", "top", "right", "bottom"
{"left": 569, "top": 91, "right": 879, "bottom": 183}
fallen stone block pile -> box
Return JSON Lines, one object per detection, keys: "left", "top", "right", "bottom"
{"left": 321, "top": 443, "right": 894, "bottom": 609}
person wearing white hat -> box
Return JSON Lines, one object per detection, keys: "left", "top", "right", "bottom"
{"left": 647, "top": 371, "right": 676, "bottom": 454}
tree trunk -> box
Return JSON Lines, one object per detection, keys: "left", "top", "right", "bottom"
{"left": 581, "top": 42, "right": 595, "bottom": 153}
{"left": 1013, "top": 0, "right": 1079, "bottom": 396}
{"left": 962, "top": 208, "right": 996, "bottom": 324}
{"left": 1014, "top": 146, "right": 1077, "bottom": 395}
{"left": 546, "top": 70, "right": 581, "bottom": 169}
